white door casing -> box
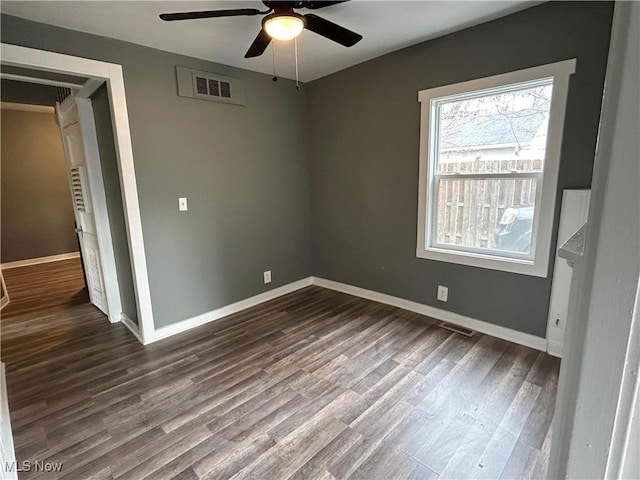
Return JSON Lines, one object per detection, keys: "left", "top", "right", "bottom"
{"left": 57, "top": 99, "right": 108, "bottom": 314}
{"left": 546, "top": 189, "right": 591, "bottom": 357}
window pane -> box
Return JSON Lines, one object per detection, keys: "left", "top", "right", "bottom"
{"left": 435, "top": 177, "right": 537, "bottom": 256}
{"left": 436, "top": 82, "right": 552, "bottom": 175}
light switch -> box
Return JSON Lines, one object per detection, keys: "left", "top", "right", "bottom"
{"left": 178, "top": 197, "right": 188, "bottom": 211}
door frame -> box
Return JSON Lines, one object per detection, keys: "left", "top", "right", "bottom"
{"left": 1, "top": 43, "right": 154, "bottom": 344}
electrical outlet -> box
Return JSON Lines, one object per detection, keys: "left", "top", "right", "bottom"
{"left": 178, "top": 197, "right": 188, "bottom": 211}
{"left": 552, "top": 312, "right": 566, "bottom": 329}
{"left": 263, "top": 270, "right": 272, "bottom": 284}
{"left": 437, "top": 285, "right": 448, "bottom": 302}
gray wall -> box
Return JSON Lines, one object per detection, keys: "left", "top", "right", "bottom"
{"left": 1, "top": 108, "right": 78, "bottom": 262}
{"left": 306, "top": 1, "right": 614, "bottom": 337}
{"left": 1, "top": 14, "right": 312, "bottom": 328}
{"left": 91, "top": 85, "right": 138, "bottom": 325}
{"left": 1, "top": 78, "right": 57, "bottom": 106}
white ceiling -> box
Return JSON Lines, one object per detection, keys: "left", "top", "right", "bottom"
{"left": 1, "top": 1, "right": 540, "bottom": 82}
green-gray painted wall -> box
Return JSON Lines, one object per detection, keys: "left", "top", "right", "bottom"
{"left": 1, "top": 79, "right": 57, "bottom": 106}
{"left": 91, "top": 85, "right": 138, "bottom": 325}
{"left": 1, "top": 14, "right": 312, "bottom": 329}
{"left": 1, "top": 108, "right": 78, "bottom": 262}
{"left": 307, "top": 1, "right": 613, "bottom": 337}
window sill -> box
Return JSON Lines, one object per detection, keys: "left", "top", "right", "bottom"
{"left": 416, "top": 246, "right": 548, "bottom": 277}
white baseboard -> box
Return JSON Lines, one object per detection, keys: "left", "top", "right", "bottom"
{"left": 547, "top": 340, "right": 563, "bottom": 358}
{"left": 148, "top": 277, "right": 314, "bottom": 344}
{"left": 140, "top": 275, "right": 546, "bottom": 352}
{"left": 0, "top": 363, "right": 18, "bottom": 480}
{"left": 1, "top": 252, "right": 80, "bottom": 269}
{"left": 311, "top": 277, "right": 547, "bottom": 352}
{"left": 121, "top": 314, "right": 144, "bottom": 344}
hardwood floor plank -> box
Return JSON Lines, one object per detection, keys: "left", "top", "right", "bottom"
{"left": 437, "top": 345, "right": 540, "bottom": 478}
{"left": 169, "top": 467, "right": 199, "bottom": 480}
{"left": 1, "top": 258, "right": 88, "bottom": 317}
{"left": 112, "top": 426, "right": 213, "bottom": 479}
{"left": 327, "top": 435, "right": 384, "bottom": 479}
{"left": 349, "top": 443, "right": 420, "bottom": 480}
{"left": 348, "top": 357, "right": 400, "bottom": 395}
{"left": 56, "top": 427, "right": 166, "bottom": 480}
{"left": 407, "top": 463, "right": 439, "bottom": 480}
{"left": 226, "top": 394, "right": 310, "bottom": 444}
{"left": 265, "top": 386, "right": 346, "bottom": 443}
{"left": 228, "top": 416, "right": 346, "bottom": 480}
{"left": 290, "top": 427, "right": 363, "bottom": 480}
{"left": 192, "top": 434, "right": 276, "bottom": 480}
{"left": 144, "top": 434, "right": 229, "bottom": 480}
{"left": 468, "top": 381, "right": 542, "bottom": 479}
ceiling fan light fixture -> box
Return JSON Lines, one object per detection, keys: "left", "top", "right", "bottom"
{"left": 263, "top": 13, "right": 305, "bottom": 41}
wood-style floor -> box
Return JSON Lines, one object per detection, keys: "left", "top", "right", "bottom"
{"left": 1, "top": 258, "right": 88, "bottom": 317}
{"left": 2, "top": 277, "right": 558, "bottom": 479}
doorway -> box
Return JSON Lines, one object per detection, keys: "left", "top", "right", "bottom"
{"left": 0, "top": 43, "right": 155, "bottom": 343}
{"left": 0, "top": 92, "right": 90, "bottom": 317}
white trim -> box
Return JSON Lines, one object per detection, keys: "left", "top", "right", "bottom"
{"left": 149, "top": 278, "right": 313, "bottom": 344}
{"left": 1, "top": 252, "right": 80, "bottom": 269}
{"left": 0, "top": 363, "right": 17, "bottom": 480}
{"left": 0, "top": 101, "right": 54, "bottom": 113}
{"left": 311, "top": 277, "right": 547, "bottom": 351}
{"left": 545, "top": 189, "right": 591, "bottom": 358}
{"left": 76, "top": 97, "right": 123, "bottom": 324}
{"left": 77, "top": 79, "right": 104, "bottom": 99}
{"left": 140, "top": 274, "right": 545, "bottom": 350}
{"left": 547, "top": 340, "right": 563, "bottom": 358}
{"left": 416, "top": 58, "right": 576, "bottom": 278}
{"left": 0, "top": 71, "right": 83, "bottom": 90}
{"left": 606, "top": 283, "right": 640, "bottom": 478}
{"left": 0, "top": 273, "right": 9, "bottom": 311}
{"left": 120, "top": 313, "right": 145, "bottom": 344}
{"left": 1, "top": 43, "right": 155, "bottom": 344}
{"left": 103, "top": 63, "right": 155, "bottom": 344}
{"left": 417, "top": 59, "right": 576, "bottom": 103}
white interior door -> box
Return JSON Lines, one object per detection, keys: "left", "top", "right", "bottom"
{"left": 57, "top": 99, "right": 108, "bottom": 314}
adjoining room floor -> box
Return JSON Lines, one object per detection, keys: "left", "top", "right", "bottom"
{"left": 2, "top": 286, "right": 558, "bottom": 479}
{"left": 1, "top": 258, "right": 88, "bottom": 317}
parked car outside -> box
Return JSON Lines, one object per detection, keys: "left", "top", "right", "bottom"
{"left": 492, "top": 205, "right": 535, "bottom": 254}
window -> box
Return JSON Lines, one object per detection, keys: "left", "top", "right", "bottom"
{"left": 417, "top": 60, "right": 575, "bottom": 277}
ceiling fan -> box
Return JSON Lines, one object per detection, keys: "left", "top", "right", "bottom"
{"left": 159, "top": 1, "right": 362, "bottom": 59}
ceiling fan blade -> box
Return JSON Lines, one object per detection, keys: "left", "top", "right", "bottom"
{"left": 159, "top": 9, "right": 263, "bottom": 21}
{"left": 303, "top": 13, "right": 362, "bottom": 47}
{"left": 245, "top": 29, "right": 272, "bottom": 58}
{"left": 302, "top": 1, "right": 350, "bottom": 9}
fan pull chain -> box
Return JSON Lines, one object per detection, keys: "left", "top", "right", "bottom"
{"left": 271, "top": 43, "right": 277, "bottom": 82}
{"left": 294, "top": 37, "right": 300, "bottom": 91}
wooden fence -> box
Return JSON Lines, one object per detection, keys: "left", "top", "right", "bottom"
{"left": 436, "top": 158, "right": 541, "bottom": 248}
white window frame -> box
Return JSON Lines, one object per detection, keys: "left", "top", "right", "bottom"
{"left": 417, "top": 59, "right": 576, "bottom": 277}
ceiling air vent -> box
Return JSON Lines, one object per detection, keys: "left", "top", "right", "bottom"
{"left": 176, "top": 66, "right": 245, "bottom": 106}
